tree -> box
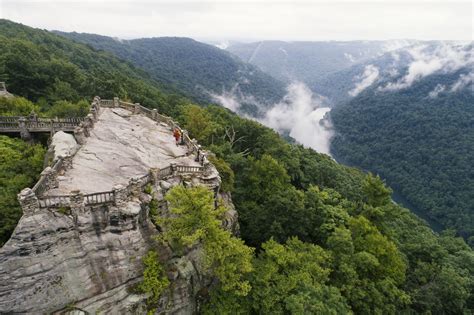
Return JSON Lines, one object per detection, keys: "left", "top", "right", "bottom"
{"left": 159, "top": 185, "right": 254, "bottom": 297}
{"left": 0, "top": 135, "right": 45, "bottom": 245}
{"left": 138, "top": 250, "right": 170, "bottom": 308}
{"left": 181, "top": 105, "right": 218, "bottom": 143}
{"left": 362, "top": 173, "right": 392, "bottom": 207}
{"left": 247, "top": 237, "right": 350, "bottom": 314}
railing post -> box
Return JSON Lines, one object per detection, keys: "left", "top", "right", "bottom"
{"left": 18, "top": 117, "right": 31, "bottom": 140}
{"left": 129, "top": 177, "right": 142, "bottom": 198}
{"left": 70, "top": 190, "right": 85, "bottom": 215}
{"left": 134, "top": 103, "right": 140, "bottom": 114}
{"left": 113, "top": 97, "right": 119, "bottom": 108}
{"left": 113, "top": 184, "right": 128, "bottom": 206}
{"left": 41, "top": 166, "right": 58, "bottom": 190}
{"left": 203, "top": 157, "right": 213, "bottom": 176}
{"left": 85, "top": 114, "right": 94, "bottom": 127}
{"left": 62, "top": 155, "right": 73, "bottom": 170}
{"left": 18, "top": 188, "right": 39, "bottom": 216}
{"left": 74, "top": 126, "right": 86, "bottom": 145}
{"left": 80, "top": 122, "right": 89, "bottom": 137}
{"left": 152, "top": 109, "right": 158, "bottom": 121}
{"left": 150, "top": 167, "right": 160, "bottom": 184}
{"left": 90, "top": 107, "right": 98, "bottom": 120}
{"left": 170, "top": 162, "right": 178, "bottom": 176}
{"left": 195, "top": 145, "right": 201, "bottom": 162}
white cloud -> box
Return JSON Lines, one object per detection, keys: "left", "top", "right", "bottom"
{"left": 261, "top": 82, "right": 333, "bottom": 155}
{"left": 210, "top": 82, "right": 334, "bottom": 154}
{"left": 1, "top": 1, "right": 472, "bottom": 41}
{"left": 215, "top": 41, "right": 229, "bottom": 49}
{"left": 210, "top": 92, "right": 241, "bottom": 112}
{"left": 344, "top": 53, "right": 355, "bottom": 62}
{"left": 381, "top": 43, "right": 473, "bottom": 91}
{"left": 428, "top": 84, "right": 446, "bottom": 98}
{"left": 349, "top": 65, "right": 379, "bottom": 96}
{"left": 450, "top": 72, "right": 474, "bottom": 92}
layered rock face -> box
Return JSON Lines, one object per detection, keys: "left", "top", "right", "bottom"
{"left": 0, "top": 181, "right": 233, "bottom": 314}
{"left": 0, "top": 98, "right": 233, "bottom": 314}
{"left": 0, "top": 200, "right": 154, "bottom": 313}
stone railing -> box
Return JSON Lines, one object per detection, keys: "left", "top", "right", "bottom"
{"left": 18, "top": 96, "right": 217, "bottom": 215}
{"left": 0, "top": 116, "right": 85, "bottom": 139}
{"left": 72, "top": 97, "right": 101, "bottom": 145}
{"left": 31, "top": 163, "right": 206, "bottom": 210}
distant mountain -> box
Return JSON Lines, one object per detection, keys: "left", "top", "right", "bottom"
{"left": 308, "top": 42, "right": 472, "bottom": 105}
{"left": 56, "top": 32, "right": 287, "bottom": 116}
{"left": 227, "top": 40, "right": 416, "bottom": 100}
{"left": 0, "top": 19, "right": 180, "bottom": 113}
{"left": 331, "top": 50, "right": 474, "bottom": 240}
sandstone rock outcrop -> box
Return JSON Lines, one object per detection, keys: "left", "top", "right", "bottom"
{"left": 0, "top": 97, "right": 235, "bottom": 314}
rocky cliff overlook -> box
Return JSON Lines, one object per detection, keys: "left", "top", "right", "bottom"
{"left": 0, "top": 98, "right": 235, "bottom": 314}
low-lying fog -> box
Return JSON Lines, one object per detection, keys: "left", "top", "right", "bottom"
{"left": 211, "top": 82, "right": 334, "bottom": 155}
{"left": 261, "top": 83, "right": 333, "bottom": 155}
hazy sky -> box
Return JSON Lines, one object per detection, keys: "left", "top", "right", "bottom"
{"left": 1, "top": 0, "right": 472, "bottom": 41}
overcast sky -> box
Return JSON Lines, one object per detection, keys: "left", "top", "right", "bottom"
{"left": 0, "top": 0, "right": 472, "bottom": 41}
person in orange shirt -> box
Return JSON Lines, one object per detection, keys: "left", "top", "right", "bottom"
{"left": 173, "top": 128, "right": 181, "bottom": 146}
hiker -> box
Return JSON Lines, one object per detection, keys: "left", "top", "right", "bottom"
{"left": 173, "top": 128, "right": 181, "bottom": 146}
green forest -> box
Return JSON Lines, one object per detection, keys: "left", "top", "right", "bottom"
{"left": 0, "top": 20, "right": 473, "bottom": 314}
{"left": 331, "top": 70, "right": 474, "bottom": 245}
{"left": 56, "top": 31, "right": 286, "bottom": 115}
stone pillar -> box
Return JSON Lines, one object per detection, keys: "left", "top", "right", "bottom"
{"left": 113, "top": 97, "right": 119, "bottom": 108}
{"left": 152, "top": 109, "right": 158, "bottom": 121}
{"left": 129, "top": 177, "right": 142, "bottom": 198}
{"left": 180, "top": 130, "right": 186, "bottom": 145}
{"left": 150, "top": 167, "right": 160, "bottom": 184}
{"left": 170, "top": 162, "right": 178, "bottom": 176}
{"left": 195, "top": 145, "right": 202, "bottom": 163}
{"left": 62, "top": 155, "right": 73, "bottom": 170}
{"left": 134, "top": 103, "right": 140, "bottom": 114}
{"left": 182, "top": 130, "right": 189, "bottom": 144}
{"left": 41, "top": 167, "right": 58, "bottom": 190}
{"left": 70, "top": 190, "right": 84, "bottom": 213}
{"left": 18, "top": 188, "right": 39, "bottom": 216}
{"left": 80, "top": 122, "right": 90, "bottom": 137}
{"left": 74, "top": 127, "right": 86, "bottom": 145}
{"left": 90, "top": 107, "right": 98, "bottom": 120}
{"left": 18, "top": 117, "right": 31, "bottom": 140}
{"left": 203, "top": 158, "right": 213, "bottom": 176}
{"left": 113, "top": 184, "right": 128, "bottom": 206}
{"left": 86, "top": 114, "right": 94, "bottom": 127}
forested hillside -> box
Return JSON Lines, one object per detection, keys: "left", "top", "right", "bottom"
{"left": 331, "top": 67, "right": 474, "bottom": 244}
{"left": 55, "top": 31, "right": 286, "bottom": 116}
{"left": 0, "top": 20, "right": 473, "bottom": 313}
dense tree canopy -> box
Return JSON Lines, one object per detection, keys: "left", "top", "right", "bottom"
{"left": 0, "top": 135, "right": 45, "bottom": 245}
{"left": 55, "top": 31, "right": 287, "bottom": 115}
{"left": 331, "top": 69, "right": 474, "bottom": 243}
